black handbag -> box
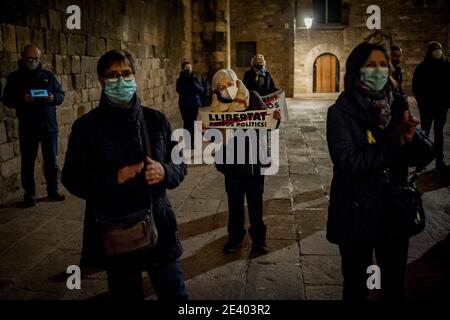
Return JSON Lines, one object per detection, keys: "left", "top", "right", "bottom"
{"left": 97, "top": 107, "right": 158, "bottom": 255}
{"left": 404, "top": 127, "right": 435, "bottom": 168}
{"left": 383, "top": 171, "right": 425, "bottom": 239}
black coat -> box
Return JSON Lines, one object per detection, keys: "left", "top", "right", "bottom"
{"left": 326, "top": 90, "right": 420, "bottom": 247}
{"left": 176, "top": 71, "right": 204, "bottom": 109}
{"left": 412, "top": 57, "right": 450, "bottom": 109}
{"left": 243, "top": 68, "right": 276, "bottom": 97}
{"left": 2, "top": 61, "right": 65, "bottom": 133}
{"left": 62, "top": 95, "right": 187, "bottom": 269}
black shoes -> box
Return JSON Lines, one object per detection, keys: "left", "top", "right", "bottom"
{"left": 23, "top": 194, "right": 36, "bottom": 208}
{"left": 223, "top": 241, "right": 242, "bottom": 254}
{"left": 47, "top": 192, "right": 66, "bottom": 202}
{"left": 252, "top": 242, "right": 269, "bottom": 255}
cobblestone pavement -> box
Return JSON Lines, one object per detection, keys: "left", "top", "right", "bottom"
{"left": 0, "top": 98, "right": 449, "bottom": 300}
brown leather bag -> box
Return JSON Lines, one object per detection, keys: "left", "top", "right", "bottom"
{"left": 101, "top": 208, "right": 158, "bottom": 255}
{"left": 99, "top": 107, "right": 158, "bottom": 255}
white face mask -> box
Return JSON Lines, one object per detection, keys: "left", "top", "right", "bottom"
{"left": 220, "top": 85, "right": 238, "bottom": 100}
{"left": 432, "top": 49, "right": 443, "bottom": 59}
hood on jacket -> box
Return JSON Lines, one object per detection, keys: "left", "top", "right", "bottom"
{"left": 210, "top": 79, "right": 250, "bottom": 112}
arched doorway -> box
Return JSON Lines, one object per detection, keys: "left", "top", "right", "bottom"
{"left": 313, "top": 53, "right": 340, "bottom": 93}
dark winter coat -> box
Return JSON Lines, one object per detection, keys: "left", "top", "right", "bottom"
{"left": 62, "top": 94, "right": 187, "bottom": 269}
{"left": 243, "top": 68, "right": 277, "bottom": 97}
{"left": 326, "top": 89, "right": 422, "bottom": 247}
{"left": 176, "top": 71, "right": 204, "bottom": 109}
{"left": 412, "top": 56, "right": 450, "bottom": 110}
{"left": 2, "top": 61, "right": 65, "bottom": 133}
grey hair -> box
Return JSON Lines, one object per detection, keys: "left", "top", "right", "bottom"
{"left": 251, "top": 54, "right": 266, "bottom": 65}
{"left": 211, "top": 69, "right": 238, "bottom": 90}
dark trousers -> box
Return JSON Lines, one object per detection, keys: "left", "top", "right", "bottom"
{"left": 106, "top": 258, "right": 187, "bottom": 301}
{"left": 419, "top": 106, "right": 449, "bottom": 165}
{"left": 19, "top": 126, "right": 59, "bottom": 197}
{"left": 338, "top": 238, "right": 409, "bottom": 301}
{"left": 224, "top": 174, "right": 266, "bottom": 244}
{"left": 179, "top": 106, "right": 198, "bottom": 148}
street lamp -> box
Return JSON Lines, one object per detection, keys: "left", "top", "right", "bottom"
{"left": 304, "top": 17, "right": 313, "bottom": 29}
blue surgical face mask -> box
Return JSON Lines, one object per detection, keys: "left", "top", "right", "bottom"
{"left": 104, "top": 77, "right": 137, "bottom": 105}
{"left": 360, "top": 67, "right": 389, "bottom": 92}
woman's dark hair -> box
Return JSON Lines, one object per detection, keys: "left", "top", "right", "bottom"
{"left": 181, "top": 61, "right": 191, "bottom": 70}
{"left": 345, "top": 40, "right": 396, "bottom": 90}
{"left": 97, "top": 50, "right": 137, "bottom": 77}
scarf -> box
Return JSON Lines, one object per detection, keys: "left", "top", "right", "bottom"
{"left": 210, "top": 79, "right": 250, "bottom": 112}
{"left": 351, "top": 80, "right": 393, "bottom": 129}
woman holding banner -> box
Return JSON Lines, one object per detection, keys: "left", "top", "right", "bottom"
{"left": 209, "top": 69, "right": 280, "bottom": 255}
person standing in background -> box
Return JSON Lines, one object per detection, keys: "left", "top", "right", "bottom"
{"left": 176, "top": 61, "right": 204, "bottom": 148}
{"left": 243, "top": 54, "right": 277, "bottom": 97}
{"left": 391, "top": 45, "right": 404, "bottom": 96}
{"left": 2, "top": 45, "right": 65, "bottom": 207}
{"left": 412, "top": 41, "right": 450, "bottom": 172}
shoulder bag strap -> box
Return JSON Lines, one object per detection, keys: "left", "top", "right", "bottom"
{"left": 139, "top": 106, "right": 154, "bottom": 213}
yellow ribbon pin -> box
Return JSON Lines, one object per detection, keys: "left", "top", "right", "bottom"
{"left": 367, "top": 130, "right": 376, "bottom": 144}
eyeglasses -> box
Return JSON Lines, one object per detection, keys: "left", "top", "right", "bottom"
{"left": 26, "top": 58, "right": 39, "bottom": 62}
{"left": 103, "top": 70, "right": 135, "bottom": 82}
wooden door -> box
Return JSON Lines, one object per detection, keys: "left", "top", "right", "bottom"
{"left": 314, "top": 54, "right": 338, "bottom": 93}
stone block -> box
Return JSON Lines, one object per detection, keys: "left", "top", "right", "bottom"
{"left": 59, "top": 107, "right": 74, "bottom": 125}
{"left": 59, "top": 33, "right": 67, "bottom": 55}
{"left": 15, "top": 26, "right": 30, "bottom": 53}
{"left": 0, "top": 157, "right": 21, "bottom": 179}
{"left": 2, "top": 24, "right": 17, "bottom": 52}
{"left": 80, "top": 56, "right": 90, "bottom": 74}
{"left": 62, "top": 56, "right": 71, "bottom": 74}
{"left": 53, "top": 55, "right": 63, "bottom": 75}
{"left": 45, "top": 29, "right": 60, "bottom": 54}
{"left": 48, "top": 9, "right": 62, "bottom": 31}
{"left": 72, "top": 74, "right": 86, "bottom": 90}
{"left": 30, "top": 28, "right": 45, "bottom": 51}
{"left": 245, "top": 263, "right": 305, "bottom": 299}
{"left": 67, "top": 35, "right": 86, "bottom": 55}
{"left": 0, "top": 143, "right": 15, "bottom": 161}
{"left": 71, "top": 55, "right": 81, "bottom": 74}
{"left": 0, "top": 122, "right": 7, "bottom": 144}
{"left": 86, "top": 37, "right": 97, "bottom": 56}
{"left": 302, "top": 255, "right": 343, "bottom": 286}
{"left": 106, "top": 39, "right": 121, "bottom": 52}
{"left": 88, "top": 88, "right": 99, "bottom": 101}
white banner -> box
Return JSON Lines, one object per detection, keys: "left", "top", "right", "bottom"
{"left": 261, "top": 89, "right": 289, "bottom": 122}
{"left": 200, "top": 89, "right": 288, "bottom": 129}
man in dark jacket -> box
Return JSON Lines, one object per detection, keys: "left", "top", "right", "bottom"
{"left": 2, "top": 45, "right": 65, "bottom": 207}
{"left": 62, "top": 50, "right": 187, "bottom": 300}
{"left": 391, "top": 45, "right": 404, "bottom": 95}
{"left": 176, "top": 61, "right": 204, "bottom": 147}
{"left": 412, "top": 41, "right": 450, "bottom": 172}
{"left": 243, "top": 54, "right": 277, "bottom": 97}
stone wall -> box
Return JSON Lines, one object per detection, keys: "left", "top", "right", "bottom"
{"left": 192, "top": 0, "right": 230, "bottom": 83}
{"left": 294, "top": 0, "right": 450, "bottom": 96}
{"left": 0, "top": 0, "right": 191, "bottom": 204}
{"left": 229, "top": 0, "right": 296, "bottom": 97}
